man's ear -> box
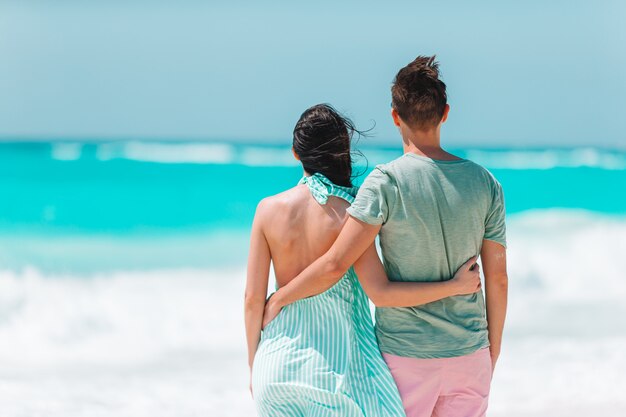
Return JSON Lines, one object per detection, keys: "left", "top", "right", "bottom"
{"left": 441, "top": 104, "right": 450, "bottom": 124}
{"left": 391, "top": 108, "right": 402, "bottom": 127}
{"left": 292, "top": 147, "right": 300, "bottom": 161}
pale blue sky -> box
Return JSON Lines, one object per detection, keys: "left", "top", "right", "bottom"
{"left": 1, "top": 1, "right": 625, "bottom": 146}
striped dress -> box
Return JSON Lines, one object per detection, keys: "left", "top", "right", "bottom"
{"left": 252, "top": 173, "right": 406, "bottom": 417}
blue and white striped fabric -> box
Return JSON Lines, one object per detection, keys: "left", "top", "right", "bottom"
{"left": 298, "top": 172, "right": 359, "bottom": 205}
{"left": 251, "top": 176, "right": 406, "bottom": 417}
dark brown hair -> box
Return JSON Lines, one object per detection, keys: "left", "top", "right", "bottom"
{"left": 292, "top": 104, "right": 358, "bottom": 187}
{"left": 391, "top": 55, "right": 447, "bottom": 130}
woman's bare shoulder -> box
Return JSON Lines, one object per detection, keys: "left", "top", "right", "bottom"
{"left": 255, "top": 185, "right": 308, "bottom": 220}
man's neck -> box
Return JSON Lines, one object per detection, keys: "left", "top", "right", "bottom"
{"left": 401, "top": 128, "right": 460, "bottom": 161}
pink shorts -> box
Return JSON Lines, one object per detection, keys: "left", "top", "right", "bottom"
{"left": 383, "top": 348, "right": 492, "bottom": 417}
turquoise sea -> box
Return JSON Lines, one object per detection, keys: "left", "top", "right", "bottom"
{"left": 1, "top": 141, "right": 625, "bottom": 271}
{"left": 1, "top": 141, "right": 625, "bottom": 416}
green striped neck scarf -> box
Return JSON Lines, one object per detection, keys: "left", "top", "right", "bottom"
{"left": 298, "top": 173, "right": 358, "bottom": 205}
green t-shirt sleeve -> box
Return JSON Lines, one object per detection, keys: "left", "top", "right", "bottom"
{"left": 484, "top": 179, "right": 507, "bottom": 248}
{"left": 347, "top": 167, "right": 397, "bottom": 225}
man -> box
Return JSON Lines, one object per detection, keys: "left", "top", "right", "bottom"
{"left": 264, "top": 56, "right": 508, "bottom": 417}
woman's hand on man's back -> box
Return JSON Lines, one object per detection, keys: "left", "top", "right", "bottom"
{"left": 450, "top": 256, "right": 482, "bottom": 296}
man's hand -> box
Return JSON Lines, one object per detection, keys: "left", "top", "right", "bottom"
{"left": 450, "top": 256, "right": 482, "bottom": 295}
{"left": 262, "top": 296, "right": 282, "bottom": 329}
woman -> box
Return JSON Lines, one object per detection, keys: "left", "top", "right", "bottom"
{"left": 244, "top": 104, "right": 480, "bottom": 416}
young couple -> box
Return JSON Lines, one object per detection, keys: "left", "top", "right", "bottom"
{"left": 244, "top": 56, "right": 508, "bottom": 417}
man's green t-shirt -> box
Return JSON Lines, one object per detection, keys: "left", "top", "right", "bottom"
{"left": 347, "top": 153, "right": 506, "bottom": 359}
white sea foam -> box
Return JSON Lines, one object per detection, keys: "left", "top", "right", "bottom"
{"left": 0, "top": 268, "right": 245, "bottom": 368}
{"left": 507, "top": 209, "right": 626, "bottom": 302}
{"left": 0, "top": 267, "right": 253, "bottom": 417}
{"left": 111, "top": 142, "right": 235, "bottom": 164}
{"left": 1, "top": 210, "right": 625, "bottom": 416}
{"left": 238, "top": 146, "right": 298, "bottom": 166}
{"left": 94, "top": 141, "right": 296, "bottom": 166}
{"left": 51, "top": 142, "right": 83, "bottom": 160}
{"left": 88, "top": 141, "right": 626, "bottom": 170}
{"left": 465, "top": 147, "right": 626, "bottom": 170}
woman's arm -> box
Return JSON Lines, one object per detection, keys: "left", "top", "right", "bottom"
{"left": 354, "top": 244, "right": 481, "bottom": 307}
{"left": 244, "top": 200, "right": 272, "bottom": 375}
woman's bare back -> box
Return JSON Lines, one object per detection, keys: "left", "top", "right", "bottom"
{"left": 261, "top": 184, "right": 350, "bottom": 288}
